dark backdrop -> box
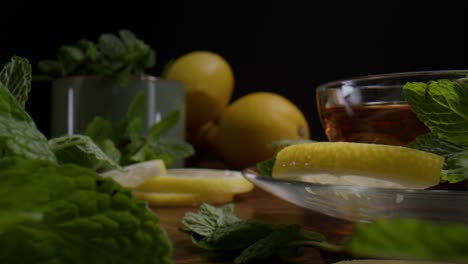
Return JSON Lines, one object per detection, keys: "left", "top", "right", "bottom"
{"left": 3, "top": 1, "right": 468, "bottom": 141}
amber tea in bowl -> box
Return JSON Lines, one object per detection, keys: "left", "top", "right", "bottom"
{"left": 316, "top": 70, "right": 468, "bottom": 146}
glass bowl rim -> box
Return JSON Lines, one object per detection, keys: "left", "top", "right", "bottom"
{"left": 317, "top": 69, "right": 468, "bottom": 90}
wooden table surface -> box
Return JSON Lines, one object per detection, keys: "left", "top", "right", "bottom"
{"left": 153, "top": 187, "right": 356, "bottom": 264}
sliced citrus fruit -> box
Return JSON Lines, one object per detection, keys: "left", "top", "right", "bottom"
{"left": 136, "top": 168, "right": 254, "bottom": 194}
{"left": 133, "top": 191, "right": 233, "bottom": 207}
{"left": 272, "top": 142, "right": 444, "bottom": 189}
{"left": 100, "top": 160, "right": 166, "bottom": 188}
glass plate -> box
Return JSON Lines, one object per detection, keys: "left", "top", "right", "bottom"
{"left": 242, "top": 168, "right": 468, "bottom": 224}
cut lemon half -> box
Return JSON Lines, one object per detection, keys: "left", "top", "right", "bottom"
{"left": 136, "top": 168, "right": 254, "bottom": 194}
{"left": 272, "top": 142, "right": 444, "bottom": 189}
{"left": 100, "top": 160, "right": 166, "bottom": 188}
{"left": 133, "top": 191, "right": 234, "bottom": 207}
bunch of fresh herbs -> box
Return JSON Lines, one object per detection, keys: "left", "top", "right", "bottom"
{"left": 83, "top": 92, "right": 194, "bottom": 168}
{"left": 182, "top": 203, "right": 468, "bottom": 264}
{"left": 37, "top": 29, "right": 155, "bottom": 86}
{"left": 403, "top": 78, "right": 468, "bottom": 183}
{"left": 0, "top": 56, "right": 173, "bottom": 263}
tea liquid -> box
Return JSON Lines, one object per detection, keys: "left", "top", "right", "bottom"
{"left": 320, "top": 104, "right": 429, "bottom": 146}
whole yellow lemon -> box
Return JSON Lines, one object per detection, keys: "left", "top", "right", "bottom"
{"left": 203, "top": 92, "right": 310, "bottom": 169}
{"left": 164, "top": 51, "right": 234, "bottom": 133}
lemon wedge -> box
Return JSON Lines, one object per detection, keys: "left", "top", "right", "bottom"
{"left": 133, "top": 191, "right": 234, "bottom": 207}
{"left": 100, "top": 160, "right": 166, "bottom": 188}
{"left": 272, "top": 142, "right": 444, "bottom": 189}
{"left": 136, "top": 168, "right": 254, "bottom": 194}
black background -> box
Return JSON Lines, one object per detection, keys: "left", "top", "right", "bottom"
{"left": 3, "top": 1, "right": 468, "bottom": 141}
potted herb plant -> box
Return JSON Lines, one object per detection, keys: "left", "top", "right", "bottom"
{"left": 38, "top": 29, "right": 193, "bottom": 167}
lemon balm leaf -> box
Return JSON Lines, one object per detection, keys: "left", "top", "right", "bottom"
{"left": 403, "top": 79, "right": 468, "bottom": 146}
{"left": 408, "top": 133, "right": 468, "bottom": 183}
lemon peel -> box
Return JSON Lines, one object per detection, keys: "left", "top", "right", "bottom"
{"left": 272, "top": 142, "right": 444, "bottom": 189}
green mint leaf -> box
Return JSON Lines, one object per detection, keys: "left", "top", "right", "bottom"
{"left": 38, "top": 30, "right": 156, "bottom": 84}
{"left": 83, "top": 92, "right": 193, "bottom": 167}
{"left": 299, "top": 229, "right": 326, "bottom": 242}
{"left": 85, "top": 116, "right": 112, "bottom": 141}
{"left": 123, "top": 92, "right": 147, "bottom": 125}
{"left": 119, "top": 29, "right": 138, "bottom": 49}
{"left": 0, "top": 211, "right": 43, "bottom": 233}
{"left": 77, "top": 39, "right": 101, "bottom": 64}
{"left": 85, "top": 116, "right": 121, "bottom": 163}
{"left": 148, "top": 110, "right": 180, "bottom": 140}
{"left": 97, "top": 139, "right": 122, "bottom": 164}
{"left": 255, "top": 156, "right": 276, "bottom": 177}
{"left": 58, "top": 45, "right": 85, "bottom": 75}
{"left": 98, "top": 33, "right": 126, "bottom": 61}
{"left": 201, "top": 220, "right": 274, "bottom": 251}
{"left": 112, "top": 92, "right": 146, "bottom": 144}
{"left": 49, "top": 135, "right": 120, "bottom": 172}
{"left": 59, "top": 45, "right": 86, "bottom": 63}
{"left": 234, "top": 224, "right": 303, "bottom": 264}
{"left": 181, "top": 203, "right": 329, "bottom": 264}
{"left": 147, "top": 137, "right": 195, "bottom": 166}
{"left": 128, "top": 109, "right": 193, "bottom": 166}
{"left": 143, "top": 49, "right": 156, "bottom": 69}
{"left": 403, "top": 79, "right": 468, "bottom": 146}
{"left": 345, "top": 218, "right": 468, "bottom": 263}
{"left": 182, "top": 203, "right": 240, "bottom": 237}
{"left": 0, "top": 158, "right": 172, "bottom": 264}
{"left": 0, "top": 59, "right": 56, "bottom": 163}
{"left": 0, "top": 56, "right": 32, "bottom": 107}
{"left": 407, "top": 133, "right": 468, "bottom": 183}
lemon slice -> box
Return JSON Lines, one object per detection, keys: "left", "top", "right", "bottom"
{"left": 272, "top": 142, "right": 444, "bottom": 189}
{"left": 100, "top": 160, "right": 166, "bottom": 188}
{"left": 133, "top": 191, "right": 234, "bottom": 207}
{"left": 136, "top": 168, "right": 254, "bottom": 194}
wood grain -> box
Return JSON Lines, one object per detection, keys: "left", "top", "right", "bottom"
{"left": 152, "top": 187, "right": 356, "bottom": 263}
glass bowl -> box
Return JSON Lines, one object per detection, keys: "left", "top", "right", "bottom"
{"left": 242, "top": 168, "right": 468, "bottom": 224}
{"left": 316, "top": 70, "right": 468, "bottom": 146}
